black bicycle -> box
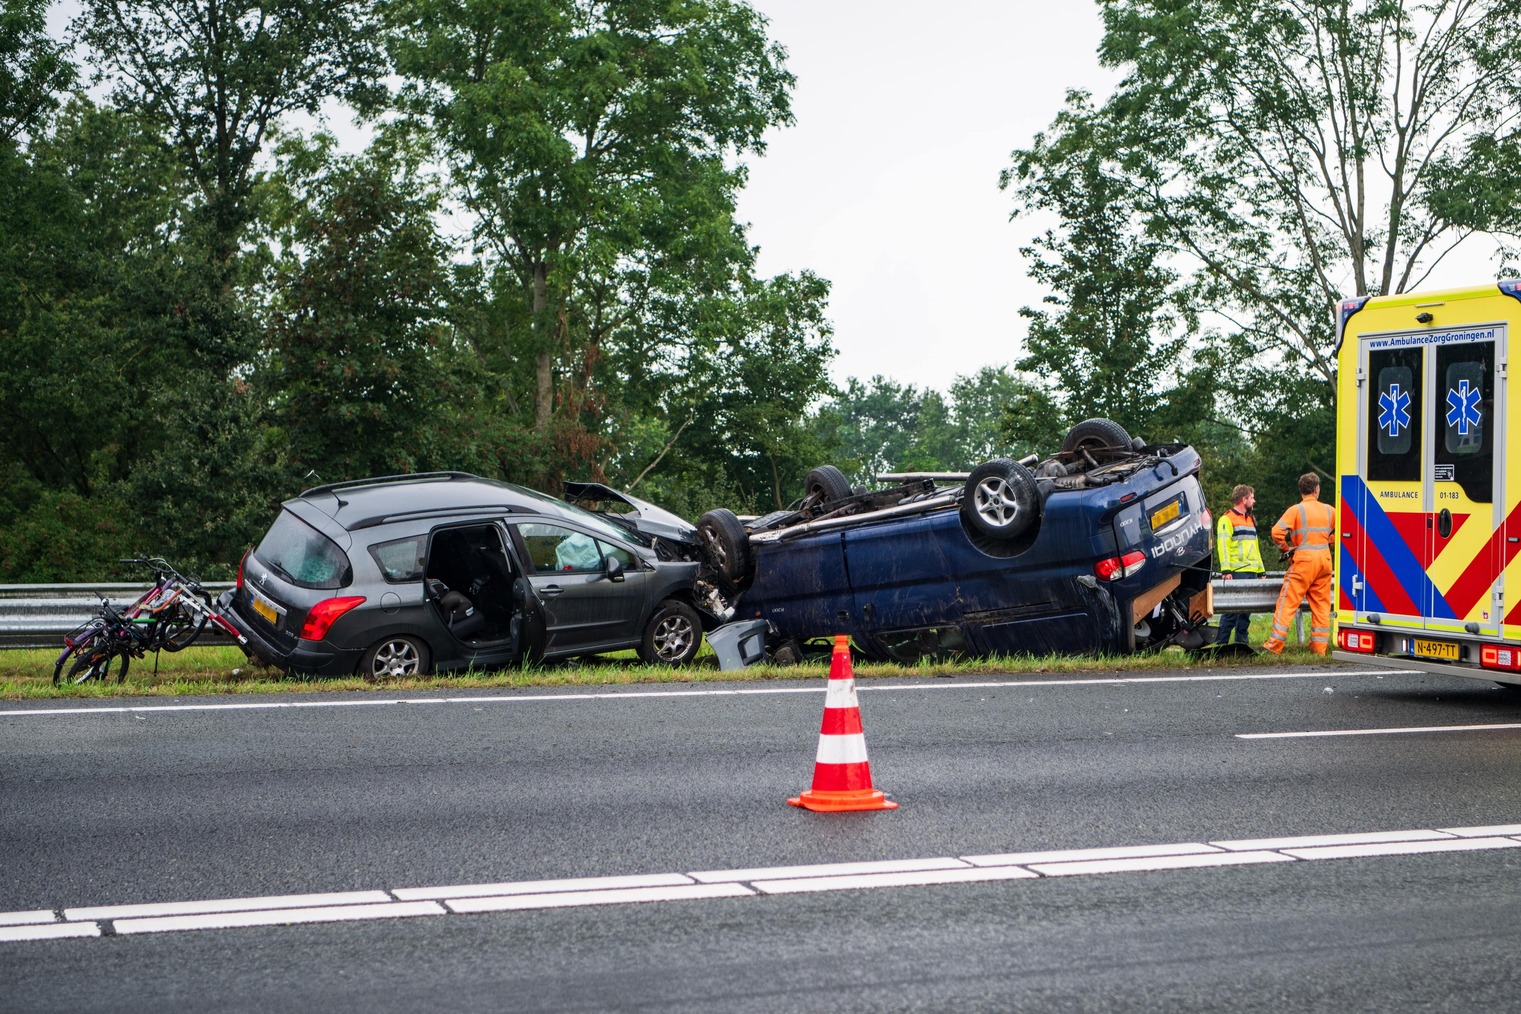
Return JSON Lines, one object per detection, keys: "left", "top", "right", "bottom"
{"left": 52, "top": 558, "right": 247, "bottom": 685}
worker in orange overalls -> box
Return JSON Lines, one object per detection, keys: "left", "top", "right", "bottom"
{"left": 1263, "top": 472, "right": 1335, "bottom": 654}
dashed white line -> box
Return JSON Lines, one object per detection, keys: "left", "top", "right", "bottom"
{"left": 5, "top": 819, "right": 1519, "bottom": 943}
{"left": 66, "top": 889, "right": 393, "bottom": 922}
{"left": 1281, "top": 836, "right": 1521, "bottom": 861}
{"left": 114, "top": 901, "right": 445, "bottom": 935}
{"left": 446, "top": 883, "right": 751, "bottom": 913}
{"left": 1028, "top": 850, "right": 1295, "bottom": 877}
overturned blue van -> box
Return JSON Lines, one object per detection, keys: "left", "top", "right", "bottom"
{"left": 707, "top": 420, "right": 1215, "bottom": 663}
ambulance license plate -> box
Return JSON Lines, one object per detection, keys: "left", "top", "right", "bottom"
{"left": 1412, "top": 638, "right": 1459, "bottom": 661}
{"left": 1150, "top": 499, "right": 1181, "bottom": 530}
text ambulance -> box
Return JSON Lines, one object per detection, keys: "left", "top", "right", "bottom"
{"left": 1334, "top": 279, "right": 1521, "bottom": 686}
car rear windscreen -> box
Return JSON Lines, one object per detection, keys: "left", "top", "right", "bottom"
{"left": 253, "top": 511, "right": 352, "bottom": 590}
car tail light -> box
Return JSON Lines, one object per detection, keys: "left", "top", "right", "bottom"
{"left": 1338, "top": 629, "right": 1376, "bottom": 653}
{"left": 236, "top": 547, "right": 251, "bottom": 590}
{"left": 299, "top": 597, "right": 366, "bottom": 641}
{"left": 1094, "top": 550, "right": 1146, "bottom": 581}
{"left": 1480, "top": 643, "right": 1521, "bottom": 671}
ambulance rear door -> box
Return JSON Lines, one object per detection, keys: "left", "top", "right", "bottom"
{"left": 1349, "top": 316, "right": 1505, "bottom": 653}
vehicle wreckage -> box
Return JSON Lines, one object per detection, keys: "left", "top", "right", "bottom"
{"left": 569, "top": 418, "right": 1215, "bottom": 664}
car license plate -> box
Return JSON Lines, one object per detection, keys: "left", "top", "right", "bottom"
{"left": 1412, "top": 638, "right": 1459, "bottom": 661}
{"left": 251, "top": 590, "right": 280, "bottom": 627}
{"left": 1150, "top": 499, "right": 1181, "bottom": 530}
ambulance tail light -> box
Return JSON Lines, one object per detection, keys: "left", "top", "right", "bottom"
{"left": 1480, "top": 643, "right": 1521, "bottom": 672}
{"left": 1337, "top": 629, "right": 1376, "bottom": 654}
{"left": 1095, "top": 550, "right": 1147, "bottom": 582}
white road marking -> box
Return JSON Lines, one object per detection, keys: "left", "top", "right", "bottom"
{"left": 1029, "top": 850, "right": 1296, "bottom": 877}
{"left": 0, "top": 909, "right": 56, "bottom": 927}
{"left": 445, "top": 883, "right": 751, "bottom": 913}
{"left": 963, "top": 842, "right": 1221, "bottom": 867}
{"left": 1440, "top": 823, "right": 1521, "bottom": 837}
{"left": 0, "top": 669, "right": 1398, "bottom": 719}
{"left": 113, "top": 901, "right": 445, "bottom": 935}
{"left": 65, "top": 889, "right": 393, "bottom": 922}
{"left": 690, "top": 857, "right": 968, "bottom": 884}
{"left": 1239, "top": 722, "right": 1521, "bottom": 740}
{"left": 755, "top": 866, "right": 1038, "bottom": 895}
{"left": 1210, "top": 829, "right": 1455, "bottom": 851}
{"left": 8, "top": 820, "right": 1520, "bottom": 943}
{"left": 1281, "top": 837, "right": 1521, "bottom": 861}
{"left": 395, "top": 872, "right": 693, "bottom": 901}
{"left": 0, "top": 922, "right": 99, "bottom": 942}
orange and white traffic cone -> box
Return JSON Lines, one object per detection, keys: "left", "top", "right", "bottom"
{"left": 788, "top": 635, "right": 898, "bottom": 812}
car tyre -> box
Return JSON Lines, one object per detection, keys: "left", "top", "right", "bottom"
{"left": 639, "top": 599, "right": 702, "bottom": 665}
{"left": 961, "top": 458, "right": 1040, "bottom": 540}
{"left": 362, "top": 635, "right": 430, "bottom": 679}
{"left": 1061, "top": 418, "right": 1132, "bottom": 455}
{"left": 804, "top": 465, "right": 852, "bottom": 505}
{"left": 697, "top": 508, "right": 752, "bottom": 585}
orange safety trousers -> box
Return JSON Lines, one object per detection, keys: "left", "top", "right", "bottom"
{"left": 1263, "top": 549, "right": 1332, "bottom": 655}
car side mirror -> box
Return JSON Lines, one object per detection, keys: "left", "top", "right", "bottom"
{"left": 605, "top": 556, "right": 625, "bottom": 583}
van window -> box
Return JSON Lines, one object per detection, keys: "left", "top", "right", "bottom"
{"left": 1366, "top": 347, "right": 1421, "bottom": 482}
{"left": 253, "top": 511, "right": 351, "bottom": 590}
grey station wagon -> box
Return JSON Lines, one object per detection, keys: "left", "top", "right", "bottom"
{"left": 221, "top": 472, "right": 723, "bottom": 678}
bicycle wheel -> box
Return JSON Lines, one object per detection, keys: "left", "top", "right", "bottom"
{"left": 63, "top": 643, "right": 130, "bottom": 685}
{"left": 160, "top": 590, "right": 211, "bottom": 651}
{"left": 53, "top": 625, "right": 109, "bottom": 686}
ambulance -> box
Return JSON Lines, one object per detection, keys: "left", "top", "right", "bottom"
{"left": 1333, "top": 279, "right": 1521, "bottom": 685}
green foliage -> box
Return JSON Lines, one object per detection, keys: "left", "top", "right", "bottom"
{"left": 1005, "top": 0, "right": 1521, "bottom": 518}
{"left": 0, "top": 0, "right": 74, "bottom": 144}
{"left": 0, "top": 1, "right": 841, "bottom": 578}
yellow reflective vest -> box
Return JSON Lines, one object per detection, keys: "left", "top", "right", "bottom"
{"left": 1216, "top": 506, "right": 1265, "bottom": 575}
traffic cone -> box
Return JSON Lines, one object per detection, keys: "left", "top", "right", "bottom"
{"left": 789, "top": 635, "right": 898, "bottom": 812}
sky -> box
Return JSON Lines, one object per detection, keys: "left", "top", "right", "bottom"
{"left": 732, "top": 2, "right": 1120, "bottom": 393}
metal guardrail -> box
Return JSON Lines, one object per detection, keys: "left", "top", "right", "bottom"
{"left": 0, "top": 576, "right": 1309, "bottom": 651}
{"left": 0, "top": 582, "right": 237, "bottom": 650}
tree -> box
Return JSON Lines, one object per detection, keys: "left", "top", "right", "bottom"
{"left": 1010, "top": 0, "right": 1521, "bottom": 494}
{"left": 1003, "top": 94, "right": 1189, "bottom": 440}
{"left": 385, "top": 0, "right": 796, "bottom": 465}
{"left": 257, "top": 130, "right": 478, "bottom": 481}
{"left": 77, "top": 0, "right": 384, "bottom": 298}
{"left": 0, "top": 0, "right": 75, "bottom": 144}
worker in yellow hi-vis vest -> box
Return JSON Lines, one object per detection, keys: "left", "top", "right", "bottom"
{"left": 1215, "top": 484, "right": 1266, "bottom": 645}
{"left": 1263, "top": 473, "right": 1335, "bottom": 654}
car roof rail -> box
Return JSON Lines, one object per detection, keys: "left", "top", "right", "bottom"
{"left": 299, "top": 471, "right": 483, "bottom": 498}
{"left": 346, "top": 504, "right": 530, "bottom": 531}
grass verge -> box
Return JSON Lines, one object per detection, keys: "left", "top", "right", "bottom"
{"left": 1, "top": 637, "right": 1332, "bottom": 700}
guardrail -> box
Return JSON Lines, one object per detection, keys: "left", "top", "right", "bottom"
{"left": 0, "top": 583, "right": 237, "bottom": 650}
{"left": 0, "top": 576, "right": 1311, "bottom": 651}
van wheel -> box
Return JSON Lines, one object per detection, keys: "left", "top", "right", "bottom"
{"left": 1061, "top": 418, "right": 1132, "bottom": 455}
{"left": 362, "top": 635, "right": 430, "bottom": 679}
{"left": 639, "top": 600, "right": 702, "bottom": 665}
{"left": 697, "top": 508, "right": 752, "bottom": 585}
{"left": 804, "top": 465, "right": 852, "bottom": 505}
{"left": 961, "top": 459, "right": 1039, "bottom": 540}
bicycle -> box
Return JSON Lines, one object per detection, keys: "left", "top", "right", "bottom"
{"left": 52, "top": 558, "right": 248, "bottom": 685}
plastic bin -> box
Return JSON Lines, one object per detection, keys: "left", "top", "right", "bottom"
{"left": 706, "top": 619, "right": 769, "bottom": 671}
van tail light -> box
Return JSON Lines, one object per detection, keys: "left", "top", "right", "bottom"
{"left": 1480, "top": 643, "right": 1521, "bottom": 672}
{"left": 1201, "top": 508, "right": 1212, "bottom": 529}
{"left": 299, "top": 597, "right": 366, "bottom": 641}
{"left": 1094, "top": 550, "right": 1146, "bottom": 581}
{"left": 1338, "top": 629, "right": 1376, "bottom": 653}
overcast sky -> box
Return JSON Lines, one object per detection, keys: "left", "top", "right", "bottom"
{"left": 734, "top": 2, "right": 1120, "bottom": 394}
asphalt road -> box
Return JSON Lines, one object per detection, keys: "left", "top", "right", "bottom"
{"left": 5, "top": 662, "right": 1521, "bottom": 1011}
